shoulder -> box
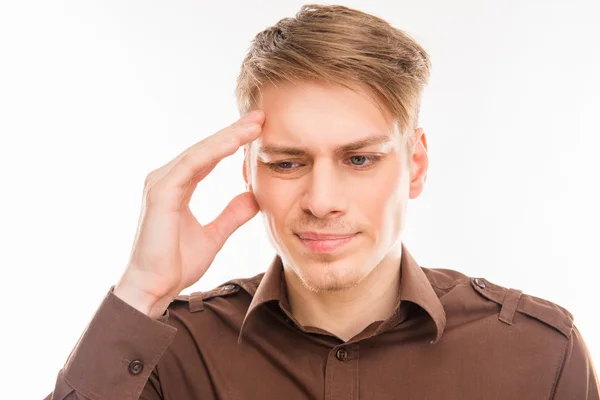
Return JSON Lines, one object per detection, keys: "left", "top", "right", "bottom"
{"left": 422, "top": 266, "right": 575, "bottom": 339}
{"left": 168, "top": 272, "right": 265, "bottom": 314}
{"left": 469, "top": 275, "right": 574, "bottom": 338}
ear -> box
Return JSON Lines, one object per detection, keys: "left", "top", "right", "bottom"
{"left": 408, "top": 127, "right": 429, "bottom": 199}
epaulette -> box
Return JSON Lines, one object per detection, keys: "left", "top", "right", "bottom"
{"left": 170, "top": 281, "right": 243, "bottom": 313}
{"left": 470, "top": 277, "right": 574, "bottom": 338}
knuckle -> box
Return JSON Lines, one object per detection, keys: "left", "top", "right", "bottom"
{"left": 177, "top": 153, "right": 194, "bottom": 170}
{"left": 143, "top": 170, "right": 167, "bottom": 206}
{"left": 144, "top": 170, "right": 158, "bottom": 188}
{"left": 243, "top": 122, "right": 261, "bottom": 134}
{"left": 144, "top": 182, "right": 161, "bottom": 205}
{"left": 244, "top": 122, "right": 260, "bottom": 131}
{"left": 221, "top": 134, "right": 240, "bottom": 151}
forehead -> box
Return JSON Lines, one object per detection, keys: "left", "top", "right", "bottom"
{"left": 253, "top": 81, "right": 398, "bottom": 151}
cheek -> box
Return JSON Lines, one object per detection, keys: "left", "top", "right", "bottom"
{"left": 253, "top": 170, "right": 299, "bottom": 224}
{"left": 359, "top": 165, "right": 407, "bottom": 233}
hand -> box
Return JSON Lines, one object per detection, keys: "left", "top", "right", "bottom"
{"left": 114, "top": 110, "right": 265, "bottom": 318}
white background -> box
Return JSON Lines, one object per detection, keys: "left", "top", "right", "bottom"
{"left": 1, "top": 1, "right": 598, "bottom": 398}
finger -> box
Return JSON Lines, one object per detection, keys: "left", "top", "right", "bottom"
{"left": 147, "top": 112, "right": 264, "bottom": 210}
{"left": 174, "top": 110, "right": 264, "bottom": 169}
{"left": 178, "top": 159, "right": 219, "bottom": 208}
{"left": 148, "top": 110, "right": 265, "bottom": 184}
{"left": 166, "top": 113, "right": 264, "bottom": 188}
{"left": 204, "top": 191, "right": 260, "bottom": 250}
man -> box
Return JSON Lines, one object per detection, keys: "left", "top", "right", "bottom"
{"left": 46, "top": 4, "right": 598, "bottom": 399}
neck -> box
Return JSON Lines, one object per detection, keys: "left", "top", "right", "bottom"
{"left": 283, "top": 252, "right": 402, "bottom": 342}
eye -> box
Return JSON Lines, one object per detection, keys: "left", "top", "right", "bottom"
{"left": 346, "top": 155, "right": 381, "bottom": 168}
{"left": 349, "top": 155, "right": 367, "bottom": 166}
{"left": 267, "top": 161, "right": 302, "bottom": 172}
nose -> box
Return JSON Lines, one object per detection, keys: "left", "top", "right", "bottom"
{"left": 300, "top": 160, "right": 348, "bottom": 219}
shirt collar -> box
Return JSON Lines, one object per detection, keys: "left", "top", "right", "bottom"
{"left": 238, "top": 242, "right": 447, "bottom": 344}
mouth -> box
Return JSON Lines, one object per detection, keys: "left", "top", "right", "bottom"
{"left": 294, "top": 232, "right": 359, "bottom": 253}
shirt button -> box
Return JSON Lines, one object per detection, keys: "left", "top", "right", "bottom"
{"left": 336, "top": 348, "right": 348, "bottom": 361}
{"left": 222, "top": 284, "right": 235, "bottom": 291}
{"left": 128, "top": 360, "right": 144, "bottom": 375}
{"left": 474, "top": 278, "right": 486, "bottom": 289}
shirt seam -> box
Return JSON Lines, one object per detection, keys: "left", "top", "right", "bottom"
{"left": 132, "top": 328, "right": 176, "bottom": 399}
{"left": 63, "top": 372, "right": 104, "bottom": 400}
{"left": 430, "top": 280, "right": 471, "bottom": 292}
{"left": 548, "top": 329, "right": 571, "bottom": 399}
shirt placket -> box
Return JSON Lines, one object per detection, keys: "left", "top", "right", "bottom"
{"left": 324, "top": 343, "right": 359, "bottom": 400}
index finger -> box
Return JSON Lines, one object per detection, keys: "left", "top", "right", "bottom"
{"left": 166, "top": 110, "right": 265, "bottom": 190}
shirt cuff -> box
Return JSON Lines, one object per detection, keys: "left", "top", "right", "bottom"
{"left": 62, "top": 286, "right": 177, "bottom": 400}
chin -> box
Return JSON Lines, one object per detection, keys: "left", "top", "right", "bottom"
{"left": 287, "top": 250, "right": 370, "bottom": 293}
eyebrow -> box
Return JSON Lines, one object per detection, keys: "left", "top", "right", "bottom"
{"left": 257, "top": 135, "right": 393, "bottom": 157}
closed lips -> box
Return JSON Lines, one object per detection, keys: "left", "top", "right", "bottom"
{"left": 296, "top": 232, "right": 357, "bottom": 240}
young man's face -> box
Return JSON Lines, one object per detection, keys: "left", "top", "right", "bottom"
{"left": 245, "top": 81, "right": 428, "bottom": 292}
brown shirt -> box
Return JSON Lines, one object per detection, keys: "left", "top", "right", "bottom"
{"left": 46, "top": 244, "right": 599, "bottom": 399}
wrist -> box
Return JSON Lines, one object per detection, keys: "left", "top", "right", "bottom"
{"left": 113, "top": 282, "right": 163, "bottom": 318}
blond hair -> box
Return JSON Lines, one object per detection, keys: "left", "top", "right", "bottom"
{"left": 236, "top": 4, "right": 431, "bottom": 150}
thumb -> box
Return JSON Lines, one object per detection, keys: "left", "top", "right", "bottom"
{"left": 206, "top": 191, "right": 260, "bottom": 250}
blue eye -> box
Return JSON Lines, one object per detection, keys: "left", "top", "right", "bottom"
{"left": 267, "top": 155, "right": 382, "bottom": 173}
{"left": 349, "top": 156, "right": 367, "bottom": 166}
{"left": 346, "top": 155, "right": 381, "bottom": 168}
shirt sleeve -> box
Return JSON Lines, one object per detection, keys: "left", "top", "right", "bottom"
{"left": 43, "top": 286, "right": 178, "bottom": 400}
{"left": 552, "top": 324, "right": 599, "bottom": 399}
